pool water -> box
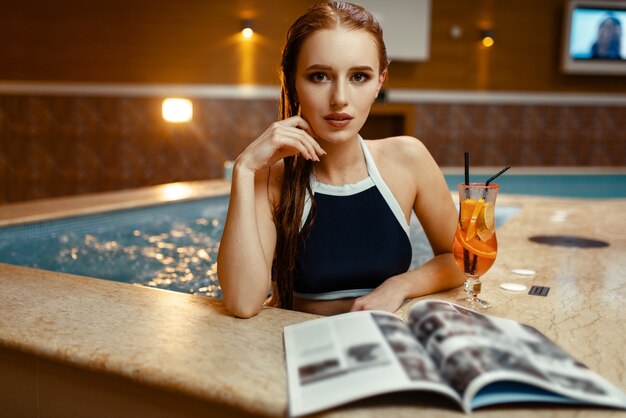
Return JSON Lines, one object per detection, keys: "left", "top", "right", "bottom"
{"left": 0, "top": 195, "right": 519, "bottom": 298}
{"left": 0, "top": 197, "right": 229, "bottom": 297}
{"left": 444, "top": 174, "right": 626, "bottom": 199}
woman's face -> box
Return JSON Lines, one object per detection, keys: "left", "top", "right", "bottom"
{"left": 598, "top": 19, "right": 619, "bottom": 46}
{"left": 295, "top": 27, "right": 386, "bottom": 144}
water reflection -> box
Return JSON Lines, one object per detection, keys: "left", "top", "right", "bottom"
{"left": 0, "top": 197, "right": 233, "bottom": 298}
{"left": 54, "top": 217, "right": 224, "bottom": 297}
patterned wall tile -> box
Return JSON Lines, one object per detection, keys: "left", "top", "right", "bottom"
{"left": 0, "top": 95, "right": 624, "bottom": 203}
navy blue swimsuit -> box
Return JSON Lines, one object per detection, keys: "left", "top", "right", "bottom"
{"left": 293, "top": 138, "right": 413, "bottom": 300}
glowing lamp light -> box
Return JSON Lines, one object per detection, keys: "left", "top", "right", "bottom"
{"left": 480, "top": 30, "right": 495, "bottom": 48}
{"left": 162, "top": 98, "right": 193, "bottom": 123}
{"left": 242, "top": 27, "right": 253, "bottom": 39}
{"left": 161, "top": 183, "right": 192, "bottom": 200}
{"left": 482, "top": 36, "right": 495, "bottom": 47}
{"left": 241, "top": 19, "right": 254, "bottom": 39}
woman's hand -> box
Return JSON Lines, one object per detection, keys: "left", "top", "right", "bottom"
{"left": 236, "top": 116, "right": 326, "bottom": 173}
{"left": 349, "top": 276, "right": 407, "bottom": 313}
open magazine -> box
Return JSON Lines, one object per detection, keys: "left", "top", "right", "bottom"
{"left": 283, "top": 299, "right": 626, "bottom": 417}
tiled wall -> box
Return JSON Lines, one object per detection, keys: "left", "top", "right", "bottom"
{"left": 0, "top": 96, "right": 277, "bottom": 203}
{"left": 0, "top": 95, "right": 624, "bottom": 203}
{"left": 413, "top": 104, "right": 625, "bottom": 167}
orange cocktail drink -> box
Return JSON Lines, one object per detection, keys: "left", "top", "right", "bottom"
{"left": 453, "top": 183, "right": 499, "bottom": 308}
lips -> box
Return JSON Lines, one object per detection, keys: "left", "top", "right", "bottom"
{"left": 323, "top": 113, "right": 353, "bottom": 128}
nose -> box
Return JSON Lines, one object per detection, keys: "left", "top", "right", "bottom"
{"left": 330, "top": 80, "right": 348, "bottom": 108}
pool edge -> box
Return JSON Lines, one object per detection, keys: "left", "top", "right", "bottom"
{"left": 0, "top": 179, "right": 231, "bottom": 227}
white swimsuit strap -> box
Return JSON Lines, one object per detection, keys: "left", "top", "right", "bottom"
{"left": 359, "top": 136, "right": 410, "bottom": 237}
{"left": 300, "top": 136, "right": 410, "bottom": 237}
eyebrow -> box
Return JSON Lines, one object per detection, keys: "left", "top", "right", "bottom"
{"left": 304, "top": 64, "right": 375, "bottom": 72}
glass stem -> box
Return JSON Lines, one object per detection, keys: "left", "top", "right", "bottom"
{"left": 464, "top": 277, "right": 481, "bottom": 302}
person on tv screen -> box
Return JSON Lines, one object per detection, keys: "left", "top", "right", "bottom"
{"left": 591, "top": 15, "right": 622, "bottom": 59}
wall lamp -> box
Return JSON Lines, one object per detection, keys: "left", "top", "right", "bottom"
{"left": 480, "top": 29, "right": 494, "bottom": 48}
{"left": 241, "top": 19, "right": 254, "bottom": 39}
{"left": 162, "top": 98, "right": 193, "bottom": 123}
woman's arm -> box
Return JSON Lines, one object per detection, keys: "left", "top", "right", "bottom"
{"left": 217, "top": 117, "right": 325, "bottom": 318}
{"left": 217, "top": 164, "right": 276, "bottom": 318}
{"left": 350, "top": 138, "right": 464, "bottom": 312}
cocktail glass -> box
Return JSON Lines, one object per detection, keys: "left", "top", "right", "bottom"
{"left": 452, "top": 183, "right": 499, "bottom": 309}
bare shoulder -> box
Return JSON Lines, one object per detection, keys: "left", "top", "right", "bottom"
{"left": 365, "top": 136, "right": 431, "bottom": 168}
{"left": 366, "top": 136, "right": 444, "bottom": 203}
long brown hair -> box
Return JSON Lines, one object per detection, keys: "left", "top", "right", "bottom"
{"left": 272, "top": 2, "right": 389, "bottom": 309}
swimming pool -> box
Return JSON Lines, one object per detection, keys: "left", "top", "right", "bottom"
{"left": 0, "top": 194, "right": 519, "bottom": 298}
{"left": 444, "top": 173, "right": 626, "bottom": 199}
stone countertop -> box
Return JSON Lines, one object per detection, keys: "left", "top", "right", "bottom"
{"left": 1, "top": 182, "right": 625, "bottom": 417}
{"left": 0, "top": 264, "right": 306, "bottom": 417}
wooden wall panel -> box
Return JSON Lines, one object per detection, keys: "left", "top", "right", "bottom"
{"left": 387, "top": 0, "right": 626, "bottom": 92}
{"left": 1, "top": 0, "right": 316, "bottom": 85}
{"left": 1, "top": 0, "right": 625, "bottom": 92}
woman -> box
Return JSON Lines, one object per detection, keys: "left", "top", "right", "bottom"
{"left": 217, "top": 2, "right": 464, "bottom": 318}
{"left": 591, "top": 16, "right": 622, "bottom": 59}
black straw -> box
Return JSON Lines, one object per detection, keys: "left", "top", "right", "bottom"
{"left": 464, "top": 152, "right": 470, "bottom": 185}
{"left": 462, "top": 152, "right": 471, "bottom": 273}
{"left": 485, "top": 166, "right": 511, "bottom": 186}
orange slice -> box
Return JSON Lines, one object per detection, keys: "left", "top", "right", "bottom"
{"left": 481, "top": 202, "right": 495, "bottom": 230}
{"left": 477, "top": 225, "right": 494, "bottom": 242}
{"left": 459, "top": 198, "right": 478, "bottom": 230}
{"left": 476, "top": 202, "right": 495, "bottom": 241}
{"left": 455, "top": 228, "right": 497, "bottom": 259}
{"left": 465, "top": 199, "right": 485, "bottom": 241}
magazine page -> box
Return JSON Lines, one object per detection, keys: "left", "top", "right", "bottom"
{"left": 464, "top": 317, "right": 626, "bottom": 411}
{"left": 406, "top": 299, "right": 626, "bottom": 412}
{"left": 284, "top": 310, "right": 460, "bottom": 417}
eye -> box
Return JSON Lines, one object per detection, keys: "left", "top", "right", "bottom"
{"left": 351, "top": 72, "right": 370, "bottom": 83}
{"left": 308, "top": 72, "right": 329, "bottom": 82}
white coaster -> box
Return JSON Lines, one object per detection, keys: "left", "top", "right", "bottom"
{"left": 500, "top": 283, "right": 528, "bottom": 292}
{"left": 511, "top": 269, "right": 536, "bottom": 277}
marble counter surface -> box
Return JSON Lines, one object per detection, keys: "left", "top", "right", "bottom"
{"left": 1, "top": 181, "right": 625, "bottom": 417}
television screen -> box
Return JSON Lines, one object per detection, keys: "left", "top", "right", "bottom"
{"left": 569, "top": 7, "right": 625, "bottom": 60}
{"left": 561, "top": 0, "right": 626, "bottom": 75}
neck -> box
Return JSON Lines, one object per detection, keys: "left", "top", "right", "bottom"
{"left": 313, "top": 136, "right": 367, "bottom": 185}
